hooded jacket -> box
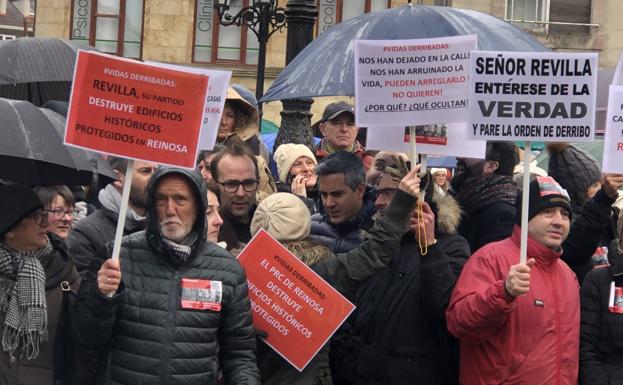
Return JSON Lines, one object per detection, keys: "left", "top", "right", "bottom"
{"left": 332, "top": 192, "right": 470, "bottom": 385}
{"left": 72, "top": 167, "right": 260, "bottom": 385}
{"left": 579, "top": 240, "right": 623, "bottom": 385}
{"left": 446, "top": 226, "right": 580, "bottom": 385}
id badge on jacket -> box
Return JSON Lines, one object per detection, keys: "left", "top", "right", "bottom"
{"left": 608, "top": 281, "right": 623, "bottom": 314}
{"left": 180, "top": 278, "right": 223, "bottom": 311}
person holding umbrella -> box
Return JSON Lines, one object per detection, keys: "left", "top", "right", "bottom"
{"left": 0, "top": 184, "right": 81, "bottom": 385}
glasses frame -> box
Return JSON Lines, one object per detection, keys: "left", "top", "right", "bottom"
{"left": 218, "top": 179, "right": 259, "bottom": 193}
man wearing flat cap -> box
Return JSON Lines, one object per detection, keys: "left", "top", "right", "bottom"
{"left": 316, "top": 101, "right": 373, "bottom": 171}
{"left": 447, "top": 175, "right": 580, "bottom": 385}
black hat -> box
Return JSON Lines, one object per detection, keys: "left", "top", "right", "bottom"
{"left": 516, "top": 176, "right": 572, "bottom": 224}
{"left": 321, "top": 101, "right": 355, "bottom": 122}
{"left": 548, "top": 144, "right": 600, "bottom": 205}
{"left": 0, "top": 184, "right": 43, "bottom": 238}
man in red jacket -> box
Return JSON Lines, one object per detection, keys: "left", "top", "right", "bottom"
{"left": 447, "top": 175, "right": 580, "bottom": 385}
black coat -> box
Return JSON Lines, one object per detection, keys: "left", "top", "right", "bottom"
{"left": 579, "top": 244, "right": 623, "bottom": 385}
{"left": 458, "top": 201, "right": 516, "bottom": 253}
{"left": 71, "top": 167, "right": 259, "bottom": 385}
{"left": 561, "top": 189, "right": 617, "bottom": 283}
{"left": 337, "top": 232, "right": 470, "bottom": 385}
{"left": 66, "top": 207, "right": 144, "bottom": 275}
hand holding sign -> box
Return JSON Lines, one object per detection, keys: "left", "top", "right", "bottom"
{"left": 398, "top": 164, "right": 422, "bottom": 198}
{"left": 602, "top": 173, "right": 623, "bottom": 199}
{"left": 98, "top": 258, "right": 121, "bottom": 296}
{"left": 504, "top": 258, "right": 536, "bottom": 298}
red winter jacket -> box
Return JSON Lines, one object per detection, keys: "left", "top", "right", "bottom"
{"left": 446, "top": 226, "right": 580, "bottom": 385}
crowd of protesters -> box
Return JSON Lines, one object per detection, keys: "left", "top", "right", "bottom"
{"left": 2, "top": 83, "right": 623, "bottom": 385}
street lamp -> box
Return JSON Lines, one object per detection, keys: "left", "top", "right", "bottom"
{"left": 213, "top": 0, "right": 287, "bottom": 109}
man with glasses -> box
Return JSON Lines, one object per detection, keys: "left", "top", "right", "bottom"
{"left": 210, "top": 143, "right": 260, "bottom": 250}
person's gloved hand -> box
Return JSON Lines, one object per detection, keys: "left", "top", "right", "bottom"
{"left": 73, "top": 201, "right": 88, "bottom": 225}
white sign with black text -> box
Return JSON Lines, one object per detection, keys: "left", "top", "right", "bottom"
{"left": 468, "top": 51, "right": 598, "bottom": 142}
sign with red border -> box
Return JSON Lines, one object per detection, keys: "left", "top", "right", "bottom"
{"left": 65, "top": 50, "right": 209, "bottom": 168}
{"left": 237, "top": 229, "right": 355, "bottom": 371}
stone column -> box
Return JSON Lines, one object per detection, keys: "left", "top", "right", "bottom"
{"left": 273, "top": 0, "right": 318, "bottom": 152}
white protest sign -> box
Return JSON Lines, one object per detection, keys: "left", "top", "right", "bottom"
{"left": 354, "top": 35, "right": 476, "bottom": 127}
{"left": 602, "top": 50, "right": 623, "bottom": 173}
{"left": 469, "top": 51, "right": 598, "bottom": 142}
{"left": 602, "top": 85, "right": 623, "bottom": 173}
{"left": 366, "top": 123, "right": 486, "bottom": 159}
{"left": 146, "top": 61, "right": 231, "bottom": 150}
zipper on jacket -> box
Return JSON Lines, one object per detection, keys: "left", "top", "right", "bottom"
{"left": 161, "top": 270, "right": 179, "bottom": 384}
{"left": 551, "top": 272, "right": 562, "bottom": 385}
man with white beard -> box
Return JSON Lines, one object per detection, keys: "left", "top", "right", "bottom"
{"left": 72, "top": 166, "right": 259, "bottom": 385}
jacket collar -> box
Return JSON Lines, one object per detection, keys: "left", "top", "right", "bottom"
{"left": 511, "top": 225, "right": 562, "bottom": 266}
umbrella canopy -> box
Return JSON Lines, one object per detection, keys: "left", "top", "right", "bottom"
{"left": 261, "top": 5, "right": 549, "bottom": 102}
{"left": 0, "top": 37, "right": 98, "bottom": 105}
{"left": 0, "top": 97, "right": 115, "bottom": 186}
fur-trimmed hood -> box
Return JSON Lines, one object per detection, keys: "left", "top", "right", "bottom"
{"left": 430, "top": 192, "right": 463, "bottom": 235}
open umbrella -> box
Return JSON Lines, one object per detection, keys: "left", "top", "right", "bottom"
{"left": 261, "top": 5, "right": 548, "bottom": 102}
{"left": 0, "top": 37, "right": 98, "bottom": 106}
{"left": 0, "top": 97, "right": 115, "bottom": 186}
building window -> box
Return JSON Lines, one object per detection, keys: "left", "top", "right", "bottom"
{"left": 70, "top": 0, "right": 144, "bottom": 59}
{"left": 193, "top": 0, "right": 258, "bottom": 65}
{"left": 505, "top": 0, "right": 549, "bottom": 32}
{"left": 0, "top": 34, "right": 16, "bottom": 40}
{"left": 505, "top": 0, "right": 592, "bottom": 34}
{"left": 317, "top": 0, "right": 390, "bottom": 35}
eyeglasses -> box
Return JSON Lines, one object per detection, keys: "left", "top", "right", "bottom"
{"left": 219, "top": 179, "right": 258, "bottom": 193}
{"left": 44, "top": 207, "right": 78, "bottom": 219}
{"left": 30, "top": 210, "right": 49, "bottom": 226}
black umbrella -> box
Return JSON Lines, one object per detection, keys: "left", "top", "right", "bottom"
{"left": 0, "top": 37, "right": 98, "bottom": 106}
{"left": 261, "top": 5, "right": 549, "bottom": 102}
{"left": 0, "top": 97, "right": 115, "bottom": 186}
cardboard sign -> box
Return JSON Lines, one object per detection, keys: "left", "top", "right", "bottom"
{"left": 366, "top": 122, "right": 486, "bottom": 159}
{"left": 469, "top": 51, "right": 598, "bottom": 142}
{"left": 237, "top": 230, "right": 355, "bottom": 371}
{"left": 146, "top": 61, "right": 232, "bottom": 151}
{"left": 354, "top": 35, "right": 476, "bottom": 127}
{"left": 65, "top": 51, "right": 209, "bottom": 168}
{"left": 603, "top": 86, "right": 623, "bottom": 173}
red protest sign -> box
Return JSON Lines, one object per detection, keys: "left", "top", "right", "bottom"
{"left": 65, "top": 50, "right": 208, "bottom": 168}
{"left": 237, "top": 230, "right": 355, "bottom": 371}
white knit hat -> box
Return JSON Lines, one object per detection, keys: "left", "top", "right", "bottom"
{"left": 430, "top": 168, "right": 447, "bottom": 176}
{"left": 273, "top": 143, "right": 317, "bottom": 183}
{"left": 251, "top": 193, "right": 311, "bottom": 242}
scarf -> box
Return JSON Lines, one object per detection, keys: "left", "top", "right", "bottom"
{"left": 162, "top": 232, "right": 199, "bottom": 264}
{"left": 0, "top": 238, "right": 53, "bottom": 360}
{"left": 456, "top": 174, "right": 517, "bottom": 215}
{"left": 99, "top": 185, "right": 146, "bottom": 231}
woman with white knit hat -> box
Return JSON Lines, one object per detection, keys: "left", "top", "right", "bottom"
{"left": 273, "top": 143, "right": 319, "bottom": 213}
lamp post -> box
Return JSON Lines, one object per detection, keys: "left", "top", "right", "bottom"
{"left": 213, "top": 0, "right": 286, "bottom": 109}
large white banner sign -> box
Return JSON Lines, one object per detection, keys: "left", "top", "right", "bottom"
{"left": 354, "top": 35, "right": 477, "bottom": 127}
{"left": 468, "top": 51, "right": 598, "bottom": 142}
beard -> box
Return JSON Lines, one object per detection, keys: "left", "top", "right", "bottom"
{"left": 129, "top": 184, "right": 147, "bottom": 211}
{"left": 451, "top": 159, "right": 485, "bottom": 192}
